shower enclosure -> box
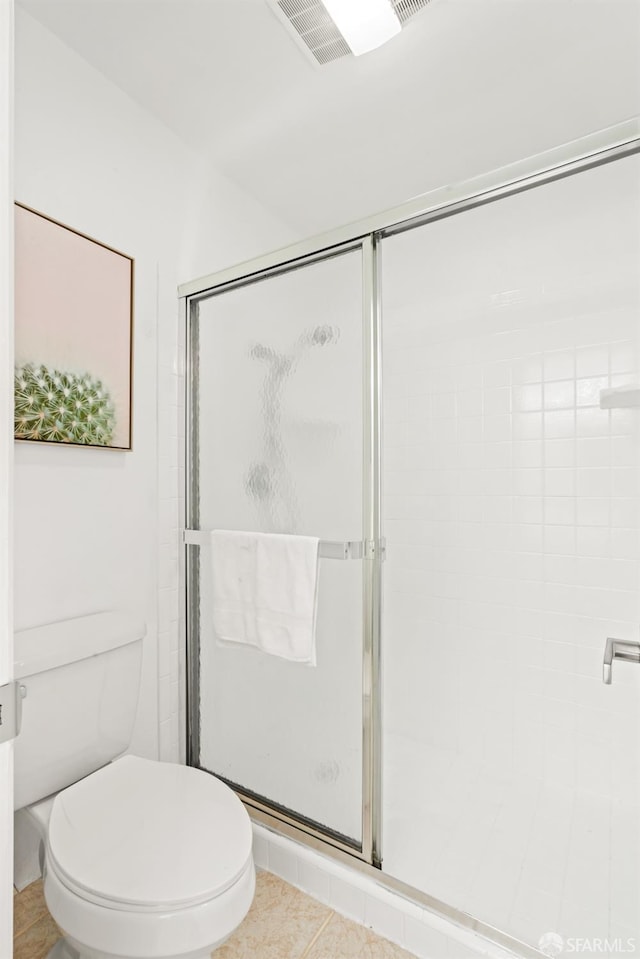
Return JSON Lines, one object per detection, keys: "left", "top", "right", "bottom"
{"left": 181, "top": 121, "right": 640, "bottom": 957}
{"left": 183, "top": 246, "right": 382, "bottom": 861}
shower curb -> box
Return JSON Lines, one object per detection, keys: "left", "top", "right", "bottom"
{"left": 253, "top": 823, "right": 530, "bottom": 959}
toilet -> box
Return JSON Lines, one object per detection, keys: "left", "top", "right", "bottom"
{"left": 14, "top": 611, "right": 256, "bottom": 959}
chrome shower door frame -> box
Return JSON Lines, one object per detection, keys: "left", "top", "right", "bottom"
{"left": 181, "top": 118, "right": 640, "bottom": 919}
{"left": 183, "top": 238, "right": 383, "bottom": 865}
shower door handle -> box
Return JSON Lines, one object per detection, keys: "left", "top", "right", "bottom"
{"left": 603, "top": 637, "right": 640, "bottom": 684}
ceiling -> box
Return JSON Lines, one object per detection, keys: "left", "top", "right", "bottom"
{"left": 16, "top": 0, "right": 640, "bottom": 237}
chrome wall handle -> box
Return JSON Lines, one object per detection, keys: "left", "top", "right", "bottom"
{"left": 603, "top": 637, "right": 640, "bottom": 684}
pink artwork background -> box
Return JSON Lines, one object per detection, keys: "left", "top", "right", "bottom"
{"left": 15, "top": 205, "right": 132, "bottom": 448}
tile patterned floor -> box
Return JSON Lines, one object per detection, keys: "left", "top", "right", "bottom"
{"left": 13, "top": 871, "right": 418, "bottom": 959}
{"left": 13, "top": 881, "right": 61, "bottom": 959}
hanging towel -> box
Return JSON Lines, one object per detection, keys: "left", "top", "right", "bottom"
{"left": 210, "top": 530, "right": 320, "bottom": 665}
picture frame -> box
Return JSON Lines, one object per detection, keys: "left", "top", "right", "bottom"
{"left": 14, "top": 203, "right": 134, "bottom": 450}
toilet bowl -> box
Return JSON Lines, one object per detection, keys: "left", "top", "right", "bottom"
{"left": 14, "top": 613, "right": 256, "bottom": 959}
{"left": 34, "top": 756, "right": 255, "bottom": 959}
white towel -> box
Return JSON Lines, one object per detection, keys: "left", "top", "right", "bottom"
{"left": 210, "top": 530, "right": 320, "bottom": 665}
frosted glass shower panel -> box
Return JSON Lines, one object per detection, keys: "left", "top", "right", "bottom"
{"left": 196, "top": 250, "right": 363, "bottom": 843}
{"left": 381, "top": 155, "right": 640, "bottom": 948}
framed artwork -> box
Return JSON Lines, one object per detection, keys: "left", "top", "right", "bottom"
{"left": 14, "top": 203, "right": 134, "bottom": 450}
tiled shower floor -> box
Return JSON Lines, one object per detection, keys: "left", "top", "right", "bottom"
{"left": 13, "top": 871, "right": 418, "bottom": 959}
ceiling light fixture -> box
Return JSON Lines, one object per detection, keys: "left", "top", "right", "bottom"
{"left": 321, "top": 0, "right": 401, "bottom": 56}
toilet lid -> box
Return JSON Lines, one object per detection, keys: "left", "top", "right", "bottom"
{"left": 47, "top": 755, "right": 253, "bottom": 911}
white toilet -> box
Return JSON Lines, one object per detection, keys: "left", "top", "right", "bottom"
{"left": 14, "top": 611, "right": 256, "bottom": 959}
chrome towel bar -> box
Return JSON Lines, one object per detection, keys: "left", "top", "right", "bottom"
{"left": 182, "top": 530, "right": 385, "bottom": 561}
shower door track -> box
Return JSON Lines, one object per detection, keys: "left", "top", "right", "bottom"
{"left": 181, "top": 118, "right": 640, "bottom": 953}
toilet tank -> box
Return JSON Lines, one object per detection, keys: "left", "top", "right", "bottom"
{"left": 14, "top": 611, "right": 145, "bottom": 811}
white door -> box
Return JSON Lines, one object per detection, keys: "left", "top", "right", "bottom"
{"left": 0, "top": 0, "right": 14, "bottom": 955}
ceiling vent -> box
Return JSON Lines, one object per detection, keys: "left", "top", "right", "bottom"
{"left": 266, "top": 0, "right": 433, "bottom": 66}
{"left": 392, "top": 0, "right": 433, "bottom": 25}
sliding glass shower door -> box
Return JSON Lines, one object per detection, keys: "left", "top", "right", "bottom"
{"left": 188, "top": 249, "right": 366, "bottom": 847}
{"left": 380, "top": 153, "right": 640, "bottom": 950}
{"left": 183, "top": 124, "right": 640, "bottom": 959}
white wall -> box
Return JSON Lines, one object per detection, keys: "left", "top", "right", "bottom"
{"left": 14, "top": 8, "right": 295, "bottom": 762}
{"left": 1, "top": 0, "right": 14, "bottom": 946}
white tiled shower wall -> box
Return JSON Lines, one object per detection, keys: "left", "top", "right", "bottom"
{"left": 382, "top": 154, "right": 640, "bottom": 799}
{"left": 380, "top": 155, "right": 640, "bottom": 947}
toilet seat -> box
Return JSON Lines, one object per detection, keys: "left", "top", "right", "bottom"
{"left": 47, "top": 755, "right": 253, "bottom": 912}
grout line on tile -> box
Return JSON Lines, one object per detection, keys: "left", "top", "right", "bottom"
{"left": 299, "top": 910, "right": 335, "bottom": 959}
{"left": 14, "top": 917, "right": 41, "bottom": 941}
{"left": 14, "top": 904, "right": 51, "bottom": 941}
{"left": 14, "top": 912, "right": 58, "bottom": 947}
